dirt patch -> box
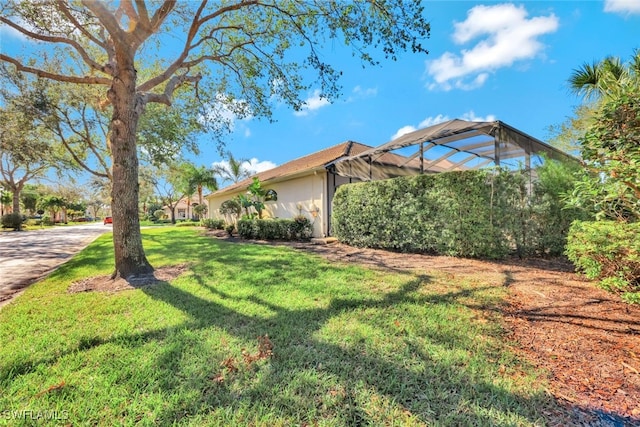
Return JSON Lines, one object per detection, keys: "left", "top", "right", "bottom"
{"left": 67, "top": 264, "right": 189, "bottom": 294}
{"left": 216, "top": 236, "right": 640, "bottom": 425}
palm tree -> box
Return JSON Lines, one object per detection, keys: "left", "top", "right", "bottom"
{"left": 186, "top": 165, "right": 218, "bottom": 218}
{"left": 214, "top": 152, "right": 251, "bottom": 184}
{"left": 569, "top": 49, "right": 640, "bottom": 100}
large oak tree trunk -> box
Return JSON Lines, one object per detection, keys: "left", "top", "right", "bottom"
{"left": 108, "top": 54, "right": 153, "bottom": 280}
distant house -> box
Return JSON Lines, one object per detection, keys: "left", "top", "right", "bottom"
{"left": 161, "top": 196, "right": 201, "bottom": 221}
{"left": 205, "top": 141, "right": 440, "bottom": 237}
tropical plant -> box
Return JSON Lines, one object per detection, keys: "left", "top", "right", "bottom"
{"left": 0, "top": 190, "right": 11, "bottom": 216}
{"left": 214, "top": 152, "right": 251, "bottom": 184}
{"left": 569, "top": 49, "right": 640, "bottom": 101}
{"left": 220, "top": 199, "right": 242, "bottom": 224}
{"left": 184, "top": 163, "right": 218, "bottom": 217}
{"left": 193, "top": 204, "right": 208, "bottom": 220}
{"left": 246, "top": 177, "right": 277, "bottom": 219}
{"left": 568, "top": 49, "right": 640, "bottom": 221}
{"left": 37, "top": 195, "right": 66, "bottom": 224}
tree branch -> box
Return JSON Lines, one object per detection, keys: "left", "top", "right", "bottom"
{"left": 0, "top": 54, "right": 111, "bottom": 85}
{"left": 80, "top": 0, "right": 127, "bottom": 48}
{"left": 0, "top": 16, "right": 106, "bottom": 73}
{"left": 141, "top": 73, "right": 202, "bottom": 106}
{"left": 54, "top": 0, "right": 106, "bottom": 49}
{"left": 135, "top": 0, "right": 151, "bottom": 28}
{"left": 136, "top": 1, "right": 258, "bottom": 93}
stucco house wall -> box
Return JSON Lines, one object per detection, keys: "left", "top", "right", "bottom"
{"left": 208, "top": 171, "right": 328, "bottom": 237}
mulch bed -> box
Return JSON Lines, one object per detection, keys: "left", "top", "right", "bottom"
{"left": 67, "top": 264, "right": 190, "bottom": 293}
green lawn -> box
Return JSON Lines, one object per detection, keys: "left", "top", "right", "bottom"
{"left": 0, "top": 228, "right": 554, "bottom": 426}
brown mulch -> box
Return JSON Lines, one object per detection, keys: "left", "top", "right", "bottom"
{"left": 219, "top": 236, "right": 640, "bottom": 426}
{"left": 67, "top": 264, "right": 189, "bottom": 293}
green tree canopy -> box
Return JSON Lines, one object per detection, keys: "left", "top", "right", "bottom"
{"left": 567, "top": 49, "right": 640, "bottom": 221}
{"left": 1, "top": 1, "right": 430, "bottom": 279}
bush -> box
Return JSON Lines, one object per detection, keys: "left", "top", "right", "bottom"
{"left": 1, "top": 213, "right": 25, "bottom": 230}
{"left": 175, "top": 221, "right": 200, "bottom": 227}
{"left": 566, "top": 220, "right": 640, "bottom": 302}
{"left": 331, "top": 166, "right": 585, "bottom": 259}
{"left": 153, "top": 210, "right": 166, "bottom": 220}
{"left": 331, "top": 171, "right": 509, "bottom": 258}
{"left": 225, "top": 223, "right": 235, "bottom": 236}
{"left": 237, "top": 217, "right": 312, "bottom": 241}
{"left": 41, "top": 215, "right": 54, "bottom": 226}
{"left": 201, "top": 218, "right": 225, "bottom": 230}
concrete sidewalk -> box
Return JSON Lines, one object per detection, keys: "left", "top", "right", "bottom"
{"left": 0, "top": 223, "right": 110, "bottom": 309}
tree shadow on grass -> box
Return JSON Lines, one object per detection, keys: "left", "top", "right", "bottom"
{"left": 134, "top": 259, "right": 556, "bottom": 425}
{"left": 0, "top": 240, "right": 576, "bottom": 425}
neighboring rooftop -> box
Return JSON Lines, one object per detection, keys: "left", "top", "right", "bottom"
{"left": 209, "top": 141, "right": 372, "bottom": 197}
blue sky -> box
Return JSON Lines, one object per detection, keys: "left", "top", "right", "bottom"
{"left": 211, "top": 0, "right": 640, "bottom": 175}
{"left": 2, "top": 1, "right": 640, "bottom": 183}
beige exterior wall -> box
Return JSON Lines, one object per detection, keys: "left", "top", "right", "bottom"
{"left": 161, "top": 197, "right": 200, "bottom": 220}
{"left": 207, "top": 172, "right": 329, "bottom": 237}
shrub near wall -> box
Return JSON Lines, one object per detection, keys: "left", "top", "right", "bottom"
{"left": 566, "top": 220, "right": 640, "bottom": 303}
{"left": 238, "top": 216, "right": 312, "bottom": 241}
{"left": 331, "top": 167, "right": 582, "bottom": 259}
{"left": 332, "top": 170, "right": 511, "bottom": 258}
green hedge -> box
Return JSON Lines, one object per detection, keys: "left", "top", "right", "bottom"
{"left": 331, "top": 167, "right": 584, "bottom": 259}
{"left": 238, "top": 216, "right": 312, "bottom": 241}
{"left": 566, "top": 220, "right": 640, "bottom": 303}
{"left": 201, "top": 218, "right": 225, "bottom": 230}
{"left": 1, "top": 213, "right": 25, "bottom": 230}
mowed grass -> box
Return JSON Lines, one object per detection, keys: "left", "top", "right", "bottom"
{"left": 0, "top": 228, "right": 553, "bottom": 426}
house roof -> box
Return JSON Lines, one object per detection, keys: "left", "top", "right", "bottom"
{"left": 207, "top": 141, "right": 373, "bottom": 198}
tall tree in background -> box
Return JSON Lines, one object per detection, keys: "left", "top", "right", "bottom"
{"left": 0, "top": 105, "right": 57, "bottom": 225}
{"left": 0, "top": 1, "right": 430, "bottom": 279}
{"left": 214, "top": 152, "right": 251, "bottom": 184}
{"left": 568, "top": 49, "right": 640, "bottom": 220}
{"left": 569, "top": 50, "right": 640, "bottom": 101}
{"left": 185, "top": 163, "right": 218, "bottom": 208}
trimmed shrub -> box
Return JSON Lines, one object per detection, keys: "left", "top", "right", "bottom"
{"left": 331, "top": 166, "right": 584, "bottom": 259}
{"left": 175, "top": 221, "right": 200, "bottom": 227}
{"left": 566, "top": 220, "right": 640, "bottom": 302}
{"left": 201, "top": 218, "right": 225, "bottom": 230}
{"left": 237, "top": 217, "right": 312, "bottom": 241}
{"left": 332, "top": 170, "right": 510, "bottom": 258}
{"left": 1, "top": 213, "right": 25, "bottom": 230}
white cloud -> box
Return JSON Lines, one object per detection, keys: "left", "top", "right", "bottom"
{"left": 604, "top": 0, "right": 640, "bottom": 14}
{"left": 426, "top": 3, "right": 559, "bottom": 91}
{"left": 391, "top": 125, "right": 418, "bottom": 140}
{"left": 211, "top": 157, "right": 276, "bottom": 179}
{"left": 352, "top": 85, "right": 378, "bottom": 98}
{"left": 391, "top": 111, "right": 496, "bottom": 140}
{"left": 418, "top": 114, "right": 451, "bottom": 128}
{"left": 293, "top": 89, "right": 330, "bottom": 117}
{"left": 459, "top": 111, "right": 497, "bottom": 122}
{"left": 245, "top": 158, "right": 276, "bottom": 173}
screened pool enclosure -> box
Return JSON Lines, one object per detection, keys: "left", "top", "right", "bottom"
{"left": 328, "top": 119, "right": 575, "bottom": 182}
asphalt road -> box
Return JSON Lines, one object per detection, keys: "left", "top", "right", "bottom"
{"left": 0, "top": 222, "right": 111, "bottom": 308}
